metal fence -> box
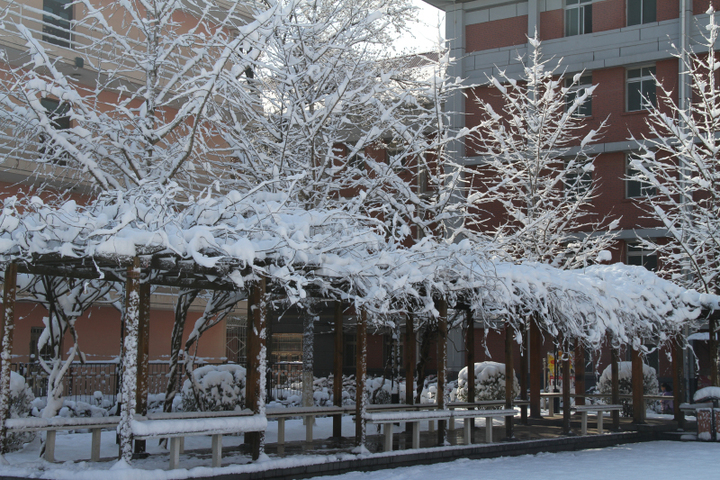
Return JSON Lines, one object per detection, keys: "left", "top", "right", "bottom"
{"left": 12, "top": 361, "right": 304, "bottom": 405}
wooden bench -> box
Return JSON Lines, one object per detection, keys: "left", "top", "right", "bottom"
{"left": 365, "top": 408, "right": 517, "bottom": 451}
{"left": 4, "top": 415, "right": 120, "bottom": 462}
{"left": 574, "top": 404, "right": 623, "bottom": 435}
{"left": 131, "top": 412, "right": 266, "bottom": 469}
{"left": 266, "top": 405, "right": 353, "bottom": 445}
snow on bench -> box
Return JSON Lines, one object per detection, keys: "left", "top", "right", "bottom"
{"left": 4, "top": 415, "right": 121, "bottom": 463}
{"left": 131, "top": 413, "right": 267, "bottom": 469}
{"left": 574, "top": 404, "right": 623, "bottom": 435}
{"left": 365, "top": 408, "right": 517, "bottom": 451}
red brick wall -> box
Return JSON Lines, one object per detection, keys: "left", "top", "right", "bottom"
{"left": 466, "top": 16, "right": 528, "bottom": 52}
{"left": 539, "top": 9, "right": 564, "bottom": 40}
{"left": 694, "top": 0, "right": 720, "bottom": 15}
{"left": 658, "top": 0, "right": 680, "bottom": 21}
{"left": 594, "top": 0, "right": 626, "bottom": 31}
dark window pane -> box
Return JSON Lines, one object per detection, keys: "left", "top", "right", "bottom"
{"left": 628, "top": 0, "right": 642, "bottom": 25}
{"left": 642, "top": 79, "right": 656, "bottom": 107}
{"left": 644, "top": 0, "right": 656, "bottom": 23}
{"left": 628, "top": 83, "right": 642, "bottom": 111}
{"left": 43, "top": 0, "right": 72, "bottom": 48}
{"left": 566, "top": 9, "right": 579, "bottom": 36}
{"left": 627, "top": 256, "right": 643, "bottom": 266}
{"left": 584, "top": 5, "right": 592, "bottom": 33}
{"left": 643, "top": 254, "right": 658, "bottom": 271}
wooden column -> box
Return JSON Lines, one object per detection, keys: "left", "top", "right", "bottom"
{"left": 529, "top": 317, "right": 542, "bottom": 418}
{"left": 134, "top": 280, "right": 151, "bottom": 456}
{"left": 631, "top": 345, "right": 645, "bottom": 424}
{"left": 562, "top": 343, "right": 571, "bottom": 434}
{"left": 0, "top": 262, "right": 17, "bottom": 455}
{"left": 246, "top": 277, "right": 267, "bottom": 460}
{"left": 405, "top": 314, "right": 416, "bottom": 405}
{"left": 436, "top": 299, "right": 448, "bottom": 445}
{"left": 119, "top": 257, "right": 141, "bottom": 463}
{"left": 519, "top": 322, "right": 528, "bottom": 424}
{"left": 355, "top": 311, "right": 368, "bottom": 447}
{"left": 465, "top": 309, "right": 476, "bottom": 437}
{"left": 575, "top": 341, "right": 585, "bottom": 406}
{"left": 671, "top": 335, "right": 685, "bottom": 428}
{"left": 611, "top": 346, "right": 620, "bottom": 431}
{"left": 333, "top": 302, "right": 343, "bottom": 439}
{"left": 710, "top": 315, "right": 718, "bottom": 386}
{"left": 505, "top": 323, "right": 514, "bottom": 440}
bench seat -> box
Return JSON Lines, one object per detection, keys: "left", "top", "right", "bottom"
{"left": 574, "top": 404, "right": 623, "bottom": 435}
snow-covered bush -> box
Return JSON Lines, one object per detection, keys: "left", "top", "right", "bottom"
{"left": 182, "top": 364, "right": 246, "bottom": 412}
{"left": 30, "top": 397, "right": 108, "bottom": 419}
{"left": 597, "top": 361, "right": 658, "bottom": 412}
{"left": 5, "top": 372, "right": 35, "bottom": 451}
{"left": 455, "top": 362, "right": 521, "bottom": 403}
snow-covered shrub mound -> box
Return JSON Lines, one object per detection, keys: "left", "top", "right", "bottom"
{"left": 597, "top": 361, "right": 658, "bottom": 398}
{"left": 182, "top": 364, "right": 246, "bottom": 412}
{"left": 30, "top": 397, "right": 108, "bottom": 419}
{"left": 455, "top": 362, "right": 520, "bottom": 402}
{"left": 5, "top": 372, "right": 35, "bottom": 451}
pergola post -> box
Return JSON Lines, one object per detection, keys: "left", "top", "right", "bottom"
{"left": 246, "top": 276, "right": 267, "bottom": 460}
{"left": 575, "top": 341, "right": 585, "bottom": 406}
{"left": 562, "top": 341, "right": 571, "bottom": 435}
{"left": 0, "top": 261, "right": 18, "bottom": 456}
{"left": 405, "top": 313, "right": 416, "bottom": 436}
{"left": 355, "top": 310, "right": 368, "bottom": 447}
{"left": 505, "top": 323, "right": 514, "bottom": 440}
{"left": 119, "top": 257, "right": 141, "bottom": 463}
{"left": 333, "top": 301, "right": 343, "bottom": 439}
{"left": 631, "top": 344, "right": 645, "bottom": 424}
{"left": 436, "top": 299, "right": 448, "bottom": 445}
{"left": 671, "top": 334, "right": 685, "bottom": 428}
{"left": 466, "top": 309, "right": 476, "bottom": 437}
{"left": 134, "top": 280, "right": 151, "bottom": 456}
{"left": 529, "top": 317, "right": 542, "bottom": 418}
{"left": 519, "top": 321, "right": 528, "bottom": 425}
{"left": 611, "top": 346, "right": 620, "bottom": 430}
{"left": 710, "top": 315, "right": 718, "bottom": 386}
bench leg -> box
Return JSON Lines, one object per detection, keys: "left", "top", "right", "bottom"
{"left": 169, "top": 437, "right": 181, "bottom": 469}
{"left": 212, "top": 434, "right": 222, "bottom": 468}
{"left": 463, "top": 418, "right": 471, "bottom": 445}
{"left": 306, "top": 415, "right": 314, "bottom": 443}
{"left": 91, "top": 428, "right": 101, "bottom": 462}
{"left": 549, "top": 398, "right": 554, "bottom": 417}
{"left": 485, "top": 417, "right": 493, "bottom": 443}
{"left": 412, "top": 422, "right": 420, "bottom": 449}
{"left": 179, "top": 437, "right": 185, "bottom": 454}
{"left": 597, "top": 411, "right": 604, "bottom": 435}
{"left": 581, "top": 412, "right": 588, "bottom": 436}
{"left": 449, "top": 417, "right": 456, "bottom": 432}
{"left": 429, "top": 420, "right": 435, "bottom": 432}
{"left": 278, "top": 418, "right": 285, "bottom": 445}
{"left": 383, "top": 423, "right": 393, "bottom": 452}
{"left": 44, "top": 430, "right": 56, "bottom": 462}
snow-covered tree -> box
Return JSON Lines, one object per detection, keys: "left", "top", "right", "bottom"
{"left": 468, "top": 36, "right": 616, "bottom": 270}
{"left": 629, "top": 8, "right": 720, "bottom": 385}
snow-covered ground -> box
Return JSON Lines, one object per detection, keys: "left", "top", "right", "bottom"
{"left": 312, "top": 442, "right": 719, "bottom": 480}
{"left": 0, "top": 414, "right": 710, "bottom": 480}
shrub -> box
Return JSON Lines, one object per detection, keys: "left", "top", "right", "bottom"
{"left": 596, "top": 361, "right": 658, "bottom": 397}
{"left": 182, "top": 364, "right": 246, "bottom": 412}
{"left": 455, "top": 361, "right": 521, "bottom": 402}
{"left": 4, "top": 372, "right": 36, "bottom": 451}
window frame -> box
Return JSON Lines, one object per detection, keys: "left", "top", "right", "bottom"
{"left": 565, "top": 0, "right": 593, "bottom": 37}
{"left": 565, "top": 74, "right": 593, "bottom": 117}
{"left": 38, "top": 97, "right": 71, "bottom": 166}
{"left": 626, "top": 241, "right": 658, "bottom": 271}
{"left": 627, "top": 0, "right": 656, "bottom": 26}
{"left": 564, "top": 157, "right": 593, "bottom": 200}
{"left": 626, "top": 65, "right": 657, "bottom": 112}
{"left": 42, "top": 0, "right": 73, "bottom": 48}
{"left": 625, "top": 153, "right": 656, "bottom": 198}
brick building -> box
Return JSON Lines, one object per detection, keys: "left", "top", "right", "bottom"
{"left": 422, "top": 0, "right": 718, "bottom": 392}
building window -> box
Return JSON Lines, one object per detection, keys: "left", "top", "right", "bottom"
{"left": 270, "top": 333, "right": 303, "bottom": 363}
{"left": 43, "top": 0, "right": 73, "bottom": 48}
{"left": 564, "top": 158, "right": 593, "bottom": 199}
{"left": 627, "top": 66, "right": 656, "bottom": 111}
{"left": 627, "top": 0, "right": 656, "bottom": 26}
{"left": 565, "top": 74, "right": 592, "bottom": 117}
{"left": 626, "top": 241, "right": 657, "bottom": 271}
{"left": 565, "top": 0, "right": 592, "bottom": 37}
{"left": 29, "top": 327, "right": 53, "bottom": 362}
{"left": 39, "top": 98, "right": 70, "bottom": 165}
{"left": 384, "top": 141, "right": 406, "bottom": 172}
{"left": 225, "top": 317, "right": 246, "bottom": 364}
{"left": 626, "top": 153, "right": 656, "bottom": 198}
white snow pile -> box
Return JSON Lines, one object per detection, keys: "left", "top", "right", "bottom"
{"left": 455, "top": 361, "right": 520, "bottom": 403}
{"left": 182, "top": 364, "right": 246, "bottom": 412}
{"left": 693, "top": 386, "right": 720, "bottom": 402}
{"left": 596, "top": 361, "right": 659, "bottom": 398}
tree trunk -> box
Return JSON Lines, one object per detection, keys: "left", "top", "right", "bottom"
{"left": 436, "top": 299, "right": 448, "bottom": 445}
{"left": 611, "top": 346, "right": 620, "bottom": 430}
{"left": 575, "top": 341, "right": 585, "bottom": 406}
{"left": 333, "top": 302, "right": 343, "bottom": 439}
{"left": 302, "top": 309, "right": 315, "bottom": 409}
{"left": 355, "top": 311, "right": 368, "bottom": 447}
{"left": 505, "top": 323, "right": 514, "bottom": 440}
{"left": 632, "top": 345, "right": 645, "bottom": 424}
{"left": 245, "top": 277, "right": 267, "bottom": 460}
{"left": 672, "top": 334, "right": 685, "bottom": 428}
{"left": 529, "top": 317, "right": 542, "bottom": 418}
{"left": 163, "top": 289, "right": 198, "bottom": 414}
{"left": 119, "top": 258, "right": 141, "bottom": 463}
{"left": 0, "top": 262, "right": 17, "bottom": 455}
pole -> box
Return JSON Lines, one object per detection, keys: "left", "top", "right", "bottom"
{"left": 529, "top": 317, "right": 542, "bottom": 417}
{"left": 632, "top": 344, "right": 645, "bottom": 424}
{"left": 611, "top": 345, "right": 620, "bottom": 430}
{"left": 333, "top": 302, "right": 343, "bottom": 439}
{"left": 0, "top": 262, "right": 17, "bottom": 455}
{"left": 355, "top": 310, "right": 368, "bottom": 448}
{"left": 436, "top": 299, "right": 448, "bottom": 445}
{"left": 505, "top": 323, "right": 514, "bottom": 440}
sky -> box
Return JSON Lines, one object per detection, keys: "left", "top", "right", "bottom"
{"left": 393, "top": 0, "right": 445, "bottom": 54}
